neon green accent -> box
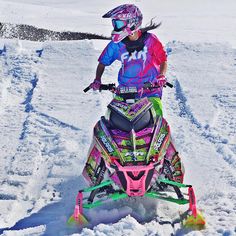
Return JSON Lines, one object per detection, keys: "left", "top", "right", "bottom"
{"left": 67, "top": 214, "right": 89, "bottom": 226}
{"left": 121, "top": 139, "right": 131, "bottom": 146}
{"left": 97, "top": 130, "right": 120, "bottom": 158}
{"left": 159, "top": 179, "right": 190, "bottom": 188}
{"left": 120, "top": 138, "right": 148, "bottom": 162}
{"left": 112, "top": 97, "right": 152, "bottom": 121}
{"left": 83, "top": 180, "right": 113, "bottom": 193}
{"left": 110, "top": 192, "right": 128, "bottom": 200}
{"left": 183, "top": 211, "right": 206, "bottom": 229}
{"left": 145, "top": 192, "right": 189, "bottom": 205}
{"left": 113, "top": 96, "right": 162, "bottom": 116}
{"left": 84, "top": 200, "right": 103, "bottom": 208}
{"left": 136, "top": 138, "right": 146, "bottom": 145}
{"left": 146, "top": 116, "right": 162, "bottom": 163}
{"left": 148, "top": 97, "right": 163, "bottom": 116}
{"left": 149, "top": 126, "right": 169, "bottom": 156}
{"left": 96, "top": 124, "right": 123, "bottom": 162}
{"left": 114, "top": 96, "right": 124, "bottom": 101}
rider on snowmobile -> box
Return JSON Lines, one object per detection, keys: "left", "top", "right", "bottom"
{"left": 89, "top": 4, "right": 184, "bottom": 183}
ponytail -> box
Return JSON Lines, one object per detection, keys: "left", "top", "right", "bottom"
{"left": 140, "top": 18, "right": 162, "bottom": 33}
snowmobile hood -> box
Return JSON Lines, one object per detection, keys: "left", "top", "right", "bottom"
{"left": 108, "top": 97, "right": 152, "bottom": 123}
{"left": 93, "top": 114, "right": 171, "bottom": 166}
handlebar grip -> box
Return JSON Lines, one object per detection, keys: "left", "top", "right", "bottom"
{"left": 99, "top": 84, "right": 109, "bottom": 90}
{"left": 166, "top": 82, "right": 173, "bottom": 88}
{"left": 83, "top": 86, "right": 91, "bottom": 93}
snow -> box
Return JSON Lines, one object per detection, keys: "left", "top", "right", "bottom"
{"left": 0, "top": 0, "right": 236, "bottom": 235}
{"left": 1, "top": 225, "right": 45, "bottom": 236}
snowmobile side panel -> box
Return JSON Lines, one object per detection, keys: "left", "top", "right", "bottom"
{"left": 147, "top": 117, "right": 171, "bottom": 163}
{"left": 82, "top": 145, "right": 104, "bottom": 185}
{"left": 145, "top": 192, "right": 189, "bottom": 205}
{"left": 95, "top": 119, "right": 123, "bottom": 163}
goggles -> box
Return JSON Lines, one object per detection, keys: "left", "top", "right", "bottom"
{"left": 112, "top": 19, "right": 127, "bottom": 31}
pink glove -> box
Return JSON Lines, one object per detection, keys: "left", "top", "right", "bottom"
{"left": 155, "top": 75, "right": 166, "bottom": 87}
{"left": 90, "top": 79, "right": 101, "bottom": 91}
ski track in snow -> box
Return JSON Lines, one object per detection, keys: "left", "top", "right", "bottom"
{"left": 0, "top": 40, "right": 110, "bottom": 236}
{"left": 0, "top": 42, "right": 41, "bottom": 202}
{"left": 164, "top": 41, "right": 236, "bottom": 235}
{"left": 174, "top": 78, "right": 236, "bottom": 168}
{"left": 0, "top": 42, "right": 87, "bottom": 233}
{"left": 168, "top": 42, "right": 236, "bottom": 169}
{"left": 0, "top": 40, "right": 236, "bottom": 236}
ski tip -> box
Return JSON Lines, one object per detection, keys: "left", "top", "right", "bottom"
{"left": 183, "top": 210, "right": 206, "bottom": 230}
{"left": 67, "top": 213, "right": 89, "bottom": 227}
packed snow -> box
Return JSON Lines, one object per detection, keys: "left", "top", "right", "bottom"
{"left": 0, "top": 0, "right": 236, "bottom": 235}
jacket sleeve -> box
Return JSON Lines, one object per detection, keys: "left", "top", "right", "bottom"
{"left": 98, "top": 41, "right": 119, "bottom": 66}
{"left": 150, "top": 34, "right": 167, "bottom": 65}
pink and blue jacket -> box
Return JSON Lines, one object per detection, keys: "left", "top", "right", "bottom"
{"left": 98, "top": 32, "right": 167, "bottom": 98}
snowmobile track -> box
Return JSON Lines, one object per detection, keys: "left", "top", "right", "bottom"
{"left": 173, "top": 72, "right": 236, "bottom": 170}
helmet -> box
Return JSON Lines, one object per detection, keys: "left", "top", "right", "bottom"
{"left": 103, "top": 4, "right": 143, "bottom": 43}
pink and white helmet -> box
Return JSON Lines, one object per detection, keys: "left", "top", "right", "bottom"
{"left": 103, "top": 4, "right": 143, "bottom": 43}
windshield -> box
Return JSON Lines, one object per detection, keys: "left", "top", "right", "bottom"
{"left": 110, "top": 109, "right": 153, "bottom": 132}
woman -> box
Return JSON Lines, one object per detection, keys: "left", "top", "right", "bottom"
{"left": 90, "top": 4, "right": 184, "bottom": 183}
{"left": 90, "top": 4, "right": 167, "bottom": 116}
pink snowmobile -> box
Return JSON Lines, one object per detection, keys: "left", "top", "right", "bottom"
{"left": 68, "top": 83, "right": 205, "bottom": 229}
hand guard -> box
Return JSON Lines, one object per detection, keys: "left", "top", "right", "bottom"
{"left": 154, "top": 75, "right": 167, "bottom": 87}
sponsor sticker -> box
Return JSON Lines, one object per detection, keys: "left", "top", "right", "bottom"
{"left": 100, "top": 135, "right": 114, "bottom": 153}
{"left": 154, "top": 133, "right": 166, "bottom": 151}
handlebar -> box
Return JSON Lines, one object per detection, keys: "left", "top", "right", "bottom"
{"left": 84, "top": 82, "right": 173, "bottom": 93}
{"left": 83, "top": 83, "right": 116, "bottom": 93}
{"left": 165, "top": 82, "right": 173, "bottom": 88}
{"left": 83, "top": 86, "right": 91, "bottom": 93}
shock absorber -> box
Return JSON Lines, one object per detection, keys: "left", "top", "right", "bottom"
{"left": 87, "top": 159, "right": 106, "bottom": 203}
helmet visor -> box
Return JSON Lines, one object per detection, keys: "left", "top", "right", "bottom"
{"left": 112, "top": 19, "right": 127, "bottom": 31}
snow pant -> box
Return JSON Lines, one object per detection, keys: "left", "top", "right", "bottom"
{"left": 149, "top": 97, "right": 185, "bottom": 183}
{"left": 148, "top": 97, "right": 163, "bottom": 117}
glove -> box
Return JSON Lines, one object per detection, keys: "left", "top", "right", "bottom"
{"left": 154, "top": 75, "right": 166, "bottom": 87}
{"left": 90, "top": 79, "right": 101, "bottom": 91}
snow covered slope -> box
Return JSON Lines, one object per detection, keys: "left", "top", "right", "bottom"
{"left": 0, "top": 39, "right": 103, "bottom": 232}
{"left": 0, "top": 0, "right": 236, "bottom": 235}
{"left": 0, "top": 38, "right": 235, "bottom": 236}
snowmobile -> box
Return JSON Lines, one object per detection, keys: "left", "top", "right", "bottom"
{"left": 68, "top": 83, "right": 205, "bottom": 229}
